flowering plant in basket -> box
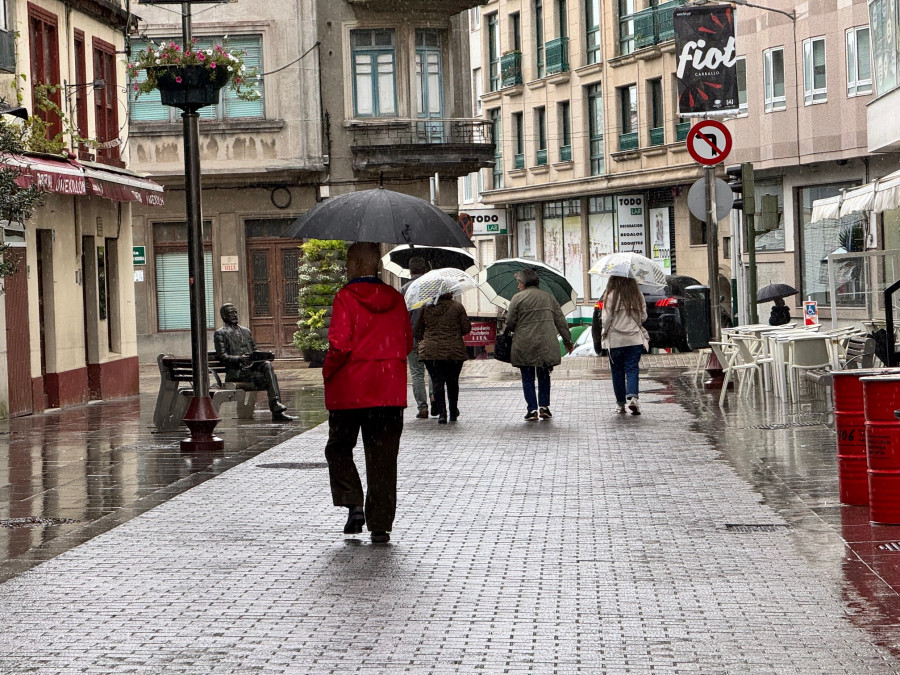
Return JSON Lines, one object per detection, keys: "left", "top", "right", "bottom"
{"left": 128, "top": 38, "right": 260, "bottom": 101}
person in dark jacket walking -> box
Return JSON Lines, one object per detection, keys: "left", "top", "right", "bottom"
{"left": 415, "top": 292, "right": 471, "bottom": 424}
{"left": 506, "top": 268, "right": 573, "bottom": 421}
{"left": 769, "top": 297, "right": 791, "bottom": 326}
{"left": 323, "top": 242, "right": 413, "bottom": 544}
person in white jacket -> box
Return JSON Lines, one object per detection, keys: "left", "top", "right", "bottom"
{"left": 600, "top": 276, "right": 648, "bottom": 414}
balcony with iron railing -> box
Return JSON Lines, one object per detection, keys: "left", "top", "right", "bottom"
{"left": 545, "top": 37, "right": 569, "bottom": 75}
{"left": 501, "top": 52, "right": 523, "bottom": 88}
{"left": 675, "top": 121, "right": 691, "bottom": 142}
{"left": 350, "top": 118, "right": 495, "bottom": 177}
{"left": 559, "top": 145, "right": 572, "bottom": 162}
{"left": 649, "top": 127, "right": 665, "bottom": 146}
{"left": 536, "top": 148, "right": 548, "bottom": 166}
{"left": 633, "top": 0, "right": 685, "bottom": 51}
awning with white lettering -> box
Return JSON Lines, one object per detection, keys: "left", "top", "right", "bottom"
{"left": 6, "top": 154, "right": 87, "bottom": 195}
{"left": 81, "top": 164, "right": 165, "bottom": 207}
{"left": 1, "top": 153, "right": 165, "bottom": 207}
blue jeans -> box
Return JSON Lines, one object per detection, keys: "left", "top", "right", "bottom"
{"left": 609, "top": 345, "right": 643, "bottom": 404}
{"left": 520, "top": 366, "right": 551, "bottom": 411}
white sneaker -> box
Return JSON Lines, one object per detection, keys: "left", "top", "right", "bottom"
{"left": 627, "top": 397, "right": 641, "bottom": 415}
{"left": 614, "top": 404, "right": 626, "bottom": 414}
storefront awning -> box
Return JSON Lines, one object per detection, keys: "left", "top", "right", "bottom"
{"left": 1, "top": 153, "right": 165, "bottom": 207}
{"left": 6, "top": 154, "right": 87, "bottom": 195}
{"left": 82, "top": 165, "right": 165, "bottom": 207}
{"left": 810, "top": 168, "right": 900, "bottom": 224}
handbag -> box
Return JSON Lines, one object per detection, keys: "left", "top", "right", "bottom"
{"left": 494, "top": 330, "right": 512, "bottom": 363}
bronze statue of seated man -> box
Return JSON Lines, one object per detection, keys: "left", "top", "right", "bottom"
{"left": 213, "top": 303, "right": 293, "bottom": 422}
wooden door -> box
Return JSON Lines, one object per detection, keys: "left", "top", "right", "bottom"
{"left": 247, "top": 241, "right": 300, "bottom": 358}
{"left": 5, "top": 249, "right": 32, "bottom": 417}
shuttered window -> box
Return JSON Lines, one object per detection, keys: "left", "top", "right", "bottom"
{"left": 156, "top": 251, "right": 215, "bottom": 330}
{"left": 129, "top": 35, "right": 264, "bottom": 123}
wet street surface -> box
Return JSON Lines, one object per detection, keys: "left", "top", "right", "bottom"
{"left": 1, "top": 356, "right": 899, "bottom": 672}
{"left": 0, "top": 368, "right": 328, "bottom": 583}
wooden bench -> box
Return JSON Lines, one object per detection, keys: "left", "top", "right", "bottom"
{"left": 153, "top": 352, "right": 265, "bottom": 432}
{"left": 804, "top": 335, "right": 876, "bottom": 391}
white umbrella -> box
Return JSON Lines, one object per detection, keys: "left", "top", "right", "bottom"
{"left": 589, "top": 252, "right": 667, "bottom": 288}
{"left": 381, "top": 245, "right": 478, "bottom": 279}
{"left": 403, "top": 267, "right": 477, "bottom": 310}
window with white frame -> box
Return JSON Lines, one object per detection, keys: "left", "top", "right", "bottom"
{"left": 352, "top": 29, "right": 397, "bottom": 117}
{"left": 736, "top": 56, "right": 748, "bottom": 112}
{"left": 847, "top": 27, "right": 872, "bottom": 96}
{"left": 129, "top": 36, "right": 264, "bottom": 123}
{"left": 487, "top": 13, "right": 500, "bottom": 91}
{"left": 803, "top": 37, "right": 827, "bottom": 104}
{"left": 463, "top": 173, "right": 475, "bottom": 203}
{"left": 473, "top": 67, "right": 483, "bottom": 115}
{"left": 869, "top": 0, "right": 899, "bottom": 95}
{"left": 763, "top": 47, "right": 786, "bottom": 111}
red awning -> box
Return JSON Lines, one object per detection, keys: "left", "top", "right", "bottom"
{"left": 5, "top": 154, "right": 87, "bottom": 196}
{"left": 82, "top": 165, "right": 165, "bottom": 207}
{"left": 1, "top": 154, "right": 165, "bottom": 207}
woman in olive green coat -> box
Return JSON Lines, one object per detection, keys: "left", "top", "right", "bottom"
{"left": 505, "top": 269, "right": 573, "bottom": 422}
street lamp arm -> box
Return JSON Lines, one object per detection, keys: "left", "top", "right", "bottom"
{"left": 730, "top": 0, "right": 796, "bottom": 21}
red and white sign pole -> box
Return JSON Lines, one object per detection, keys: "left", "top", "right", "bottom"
{"left": 687, "top": 120, "right": 732, "bottom": 341}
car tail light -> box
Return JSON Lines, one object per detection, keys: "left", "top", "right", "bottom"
{"left": 594, "top": 300, "right": 603, "bottom": 310}
{"left": 655, "top": 297, "right": 679, "bottom": 307}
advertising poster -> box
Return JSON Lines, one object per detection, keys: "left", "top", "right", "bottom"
{"left": 563, "top": 213, "right": 584, "bottom": 299}
{"left": 517, "top": 219, "right": 537, "bottom": 258}
{"left": 589, "top": 211, "right": 615, "bottom": 297}
{"left": 616, "top": 195, "right": 646, "bottom": 255}
{"left": 649, "top": 208, "right": 671, "bottom": 273}
{"left": 674, "top": 5, "right": 739, "bottom": 115}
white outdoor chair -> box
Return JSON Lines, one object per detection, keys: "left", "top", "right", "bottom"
{"left": 730, "top": 334, "right": 774, "bottom": 394}
{"left": 709, "top": 340, "right": 764, "bottom": 406}
{"left": 787, "top": 337, "right": 834, "bottom": 402}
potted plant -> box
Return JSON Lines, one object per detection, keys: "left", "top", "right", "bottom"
{"left": 293, "top": 240, "right": 347, "bottom": 367}
{"left": 128, "top": 38, "right": 259, "bottom": 111}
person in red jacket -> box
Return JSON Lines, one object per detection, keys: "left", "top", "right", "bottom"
{"left": 323, "top": 241, "right": 413, "bottom": 544}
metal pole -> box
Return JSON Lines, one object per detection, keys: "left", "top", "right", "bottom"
{"left": 182, "top": 2, "right": 209, "bottom": 398}
{"left": 179, "top": 1, "right": 221, "bottom": 452}
{"left": 746, "top": 209, "right": 758, "bottom": 324}
{"left": 706, "top": 165, "right": 721, "bottom": 341}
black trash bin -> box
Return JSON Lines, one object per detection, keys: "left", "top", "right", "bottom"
{"left": 684, "top": 285, "right": 711, "bottom": 350}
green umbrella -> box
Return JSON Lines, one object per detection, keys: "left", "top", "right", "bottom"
{"left": 477, "top": 258, "right": 578, "bottom": 315}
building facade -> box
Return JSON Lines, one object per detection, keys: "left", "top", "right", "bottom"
{"left": 0, "top": 0, "right": 163, "bottom": 418}
{"left": 129, "top": 0, "right": 492, "bottom": 361}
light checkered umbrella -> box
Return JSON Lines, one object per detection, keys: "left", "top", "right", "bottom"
{"left": 403, "top": 267, "right": 477, "bottom": 310}
{"left": 589, "top": 252, "right": 666, "bottom": 288}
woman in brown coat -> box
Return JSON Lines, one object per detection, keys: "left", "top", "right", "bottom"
{"left": 415, "top": 293, "right": 472, "bottom": 424}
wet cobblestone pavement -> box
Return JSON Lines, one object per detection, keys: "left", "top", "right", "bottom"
{"left": 0, "top": 356, "right": 899, "bottom": 672}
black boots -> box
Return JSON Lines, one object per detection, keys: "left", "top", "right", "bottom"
{"left": 270, "top": 399, "right": 294, "bottom": 422}
{"left": 344, "top": 506, "right": 365, "bottom": 534}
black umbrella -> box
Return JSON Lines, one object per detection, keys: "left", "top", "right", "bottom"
{"left": 756, "top": 283, "right": 799, "bottom": 303}
{"left": 283, "top": 188, "right": 475, "bottom": 247}
{"left": 382, "top": 245, "right": 478, "bottom": 278}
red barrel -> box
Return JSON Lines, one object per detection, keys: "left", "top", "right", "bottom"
{"left": 831, "top": 367, "right": 900, "bottom": 504}
{"left": 862, "top": 375, "right": 900, "bottom": 524}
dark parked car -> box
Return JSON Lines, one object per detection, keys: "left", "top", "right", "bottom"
{"left": 592, "top": 275, "right": 731, "bottom": 354}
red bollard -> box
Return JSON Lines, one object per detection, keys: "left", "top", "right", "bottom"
{"left": 861, "top": 375, "right": 900, "bottom": 524}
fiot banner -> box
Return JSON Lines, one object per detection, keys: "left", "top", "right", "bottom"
{"left": 674, "top": 4, "right": 739, "bottom": 115}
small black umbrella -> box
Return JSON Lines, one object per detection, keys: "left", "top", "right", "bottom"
{"left": 283, "top": 188, "right": 475, "bottom": 247}
{"left": 382, "top": 245, "right": 478, "bottom": 278}
{"left": 756, "top": 283, "right": 799, "bottom": 303}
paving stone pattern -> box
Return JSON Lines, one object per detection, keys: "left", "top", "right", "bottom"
{"left": 0, "top": 374, "right": 896, "bottom": 673}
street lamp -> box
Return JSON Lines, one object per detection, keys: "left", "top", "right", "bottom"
{"left": 138, "top": 0, "right": 230, "bottom": 452}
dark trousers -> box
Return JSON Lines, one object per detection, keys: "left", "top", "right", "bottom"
{"left": 422, "top": 359, "right": 464, "bottom": 414}
{"left": 235, "top": 361, "right": 281, "bottom": 409}
{"left": 324, "top": 407, "right": 403, "bottom": 532}
{"left": 609, "top": 344, "right": 643, "bottom": 404}
{"left": 520, "top": 366, "right": 552, "bottom": 410}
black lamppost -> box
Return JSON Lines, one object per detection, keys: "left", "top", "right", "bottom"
{"left": 138, "top": 0, "right": 230, "bottom": 452}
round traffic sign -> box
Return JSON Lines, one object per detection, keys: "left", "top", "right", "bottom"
{"left": 686, "top": 120, "right": 732, "bottom": 166}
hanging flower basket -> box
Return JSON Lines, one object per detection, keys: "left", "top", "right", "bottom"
{"left": 149, "top": 64, "right": 230, "bottom": 112}
{"left": 129, "top": 39, "right": 260, "bottom": 113}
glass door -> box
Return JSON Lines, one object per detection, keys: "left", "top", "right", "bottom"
{"left": 416, "top": 30, "right": 444, "bottom": 143}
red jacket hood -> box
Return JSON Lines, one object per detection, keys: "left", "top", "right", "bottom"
{"left": 342, "top": 278, "right": 407, "bottom": 314}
